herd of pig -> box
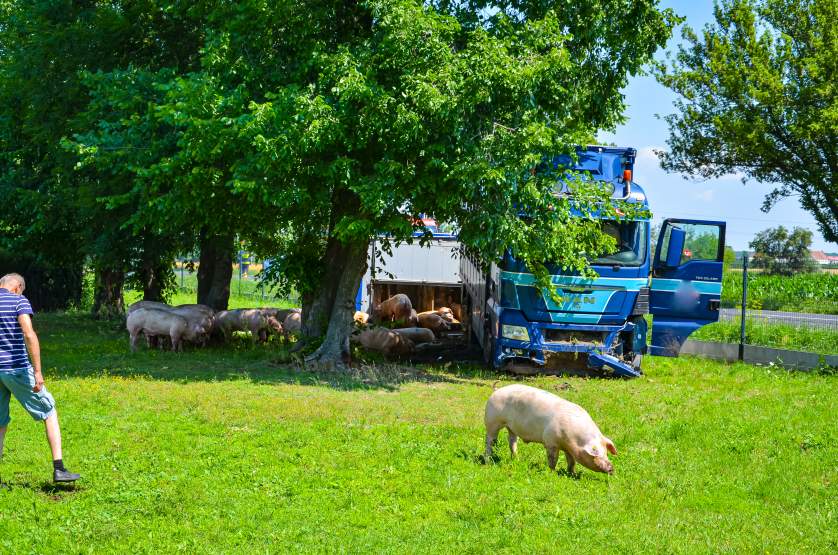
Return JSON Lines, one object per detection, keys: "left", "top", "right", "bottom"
{"left": 125, "top": 301, "right": 302, "bottom": 351}
{"left": 126, "top": 299, "right": 618, "bottom": 476}
{"left": 352, "top": 293, "right": 462, "bottom": 356}
{"left": 124, "top": 292, "right": 457, "bottom": 356}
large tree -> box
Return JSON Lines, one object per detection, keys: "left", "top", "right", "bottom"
{"left": 657, "top": 0, "right": 838, "bottom": 244}
{"left": 749, "top": 225, "right": 817, "bottom": 275}
{"left": 0, "top": 1, "right": 206, "bottom": 316}
{"left": 74, "top": 0, "right": 675, "bottom": 364}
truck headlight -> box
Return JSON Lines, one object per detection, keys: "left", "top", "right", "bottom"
{"left": 502, "top": 324, "right": 530, "bottom": 342}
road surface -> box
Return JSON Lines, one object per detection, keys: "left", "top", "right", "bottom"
{"left": 720, "top": 308, "right": 838, "bottom": 329}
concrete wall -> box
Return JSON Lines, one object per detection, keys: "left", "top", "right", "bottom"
{"left": 680, "top": 340, "right": 838, "bottom": 371}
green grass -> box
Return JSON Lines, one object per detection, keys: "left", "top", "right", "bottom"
{"left": 693, "top": 319, "right": 838, "bottom": 355}
{"left": 0, "top": 313, "right": 836, "bottom": 553}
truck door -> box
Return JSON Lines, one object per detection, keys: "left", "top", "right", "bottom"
{"left": 649, "top": 219, "right": 726, "bottom": 356}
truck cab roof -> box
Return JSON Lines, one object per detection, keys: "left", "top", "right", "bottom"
{"left": 552, "top": 145, "right": 648, "bottom": 209}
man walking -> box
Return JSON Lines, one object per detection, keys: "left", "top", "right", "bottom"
{"left": 0, "top": 273, "right": 79, "bottom": 483}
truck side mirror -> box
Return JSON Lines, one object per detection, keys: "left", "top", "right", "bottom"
{"left": 665, "top": 227, "right": 686, "bottom": 267}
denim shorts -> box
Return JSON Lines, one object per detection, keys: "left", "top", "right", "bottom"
{"left": 0, "top": 366, "right": 56, "bottom": 426}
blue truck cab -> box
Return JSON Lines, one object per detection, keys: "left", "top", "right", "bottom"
{"left": 462, "top": 146, "right": 726, "bottom": 377}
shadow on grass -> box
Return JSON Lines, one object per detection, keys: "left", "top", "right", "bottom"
{"left": 455, "top": 449, "right": 499, "bottom": 466}
{"left": 36, "top": 312, "right": 498, "bottom": 392}
{"left": 39, "top": 482, "right": 80, "bottom": 499}
{"left": 455, "top": 448, "right": 583, "bottom": 480}
{"left": 555, "top": 468, "right": 581, "bottom": 480}
{"left": 0, "top": 477, "right": 79, "bottom": 500}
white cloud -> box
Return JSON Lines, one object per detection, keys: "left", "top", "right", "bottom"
{"left": 714, "top": 171, "right": 748, "bottom": 182}
{"left": 635, "top": 146, "right": 664, "bottom": 165}
{"left": 635, "top": 146, "right": 748, "bottom": 183}
{"left": 633, "top": 146, "right": 667, "bottom": 181}
{"left": 693, "top": 189, "right": 715, "bottom": 202}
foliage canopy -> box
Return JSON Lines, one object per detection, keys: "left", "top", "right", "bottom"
{"left": 657, "top": 0, "right": 838, "bottom": 244}
{"left": 4, "top": 0, "right": 677, "bottom": 358}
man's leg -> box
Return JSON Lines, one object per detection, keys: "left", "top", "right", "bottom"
{"left": 0, "top": 426, "right": 6, "bottom": 489}
{"left": 0, "top": 378, "right": 10, "bottom": 462}
{"left": 7, "top": 372, "right": 78, "bottom": 483}
{"left": 0, "top": 381, "right": 10, "bottom": 488}
{"left": 43, "top": 412, "right": 62, "bottom": 461}
{"left": 42, "top": 411, "right": 78, "bottom": 483}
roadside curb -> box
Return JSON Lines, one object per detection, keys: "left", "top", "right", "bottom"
{"left": 680, "top": 339, "right": 838, "bottom": 371}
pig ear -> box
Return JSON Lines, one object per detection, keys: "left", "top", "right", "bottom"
{"left": 603, "top": 437, "right": 617, "bottom": 455}
{"left": 583, "top": 444, "right": 601, "bottom": 457}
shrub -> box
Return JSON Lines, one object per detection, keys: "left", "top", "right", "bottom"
{"left": 0, "top": 251, "right": 83, "bottom": 311}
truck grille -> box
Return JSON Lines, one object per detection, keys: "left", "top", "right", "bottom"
{"left": 541, "top": 329, "right": 604, "bottom": 346}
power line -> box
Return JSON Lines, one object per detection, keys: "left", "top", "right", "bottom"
{"left": 652, "top": 211, "right": 817, "bottom": 226}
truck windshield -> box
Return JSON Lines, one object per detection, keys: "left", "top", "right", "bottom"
{"left": 589, "top": 220, "right": 648, "bottom": 267}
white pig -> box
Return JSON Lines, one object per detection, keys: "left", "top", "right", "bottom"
{"left": 174, "top": 303, "right": 215, "bottom": 316}
{"left": 354, "top": 311, "right": 370, "bottom": 325}
{"left": 433, "top": 307, "right": 455, "bottom": 323}
{"left": 265, "top": 315, "right": 283, "bottom": 339}
{"left": 127, "top": 300, "right": 170, "bottom": 314}
{"left": 392, "top": 327, "right": 435, "bottom": 344}
{"left": 417, "top": 311, "right": 450, "bottom": 333}
{"left": 484, "top": 384, "right": 617, "bottom": 475}
{"left": 352, "top": 327, "right": 415, "bottom": 356}
{"left": 282, "top": 311, "right": 302, "bottom": 338}
{"left": 371, "top": 294, "right": 413, "bottom": 324}
{"left": 168, "top": 306, "right": 214, "bottom": 342}
{"left": 257, "top": 307, "right": 300, "bottom": 322}
{"left": 449, "top": 301, "right": 463, "bottom": 323}
{"left": 126, "top": 308, "right": 204, "bottom": 352}
{"left": 214, "top": 309, "right": 270, "bottom": 343}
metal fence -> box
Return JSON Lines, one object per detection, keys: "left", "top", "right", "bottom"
{"left": 173, "top": 256, "right": 296, "bottom": 303}
{"left": 710, "top": 255, "right": 838, "bottom": 356}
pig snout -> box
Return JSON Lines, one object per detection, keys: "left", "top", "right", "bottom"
{"left": 579, "top": 438, "right": 617, "bottom": 475}
{"left": 599, "top": 457, "right": 614, "bottom": 475}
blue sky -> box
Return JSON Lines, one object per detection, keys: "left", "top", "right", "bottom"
{"left": 596, "top": 1, "right": 834, "bottom": 252}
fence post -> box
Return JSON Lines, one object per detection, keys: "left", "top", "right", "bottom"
{"left": 739, "top": 253, "right": 748, "bottom": 361}
{"left": 180, "top": 258, "right": 184, "bottom": 289}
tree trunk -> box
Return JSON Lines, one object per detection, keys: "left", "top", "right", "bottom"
{"left": 92, "top": 267, "right": 125, "bottom": 319}
{"left": 197, "top": 230, "right": 234, "bottom": 310}
{"left": 305, "top": 236, "right": 369, "bottom": 369}
{"left": 140, "top": 258, "right": 169, "bottom": 302}
{"left": 301, "top": 235, "right": 351, "bottom": 339}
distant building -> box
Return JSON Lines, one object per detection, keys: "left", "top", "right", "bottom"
{"left": 809, "top": 250, "right": 838, "bottom": 266}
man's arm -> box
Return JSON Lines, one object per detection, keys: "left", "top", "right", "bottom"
{"left": 18, "top": 314, "right": 43, "bottom": 392}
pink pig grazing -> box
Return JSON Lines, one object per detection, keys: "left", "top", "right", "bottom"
{"left": 484, "top": 384, "right": 617, "bottom": 475}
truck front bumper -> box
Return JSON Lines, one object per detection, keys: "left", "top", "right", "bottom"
{"left": 495, "top": 321, "right": 642, "bottom": 378}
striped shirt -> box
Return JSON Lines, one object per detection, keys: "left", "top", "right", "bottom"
{"left": 0, "top": 287, "right": 34, "bottom": 372}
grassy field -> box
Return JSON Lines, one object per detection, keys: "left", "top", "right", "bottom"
{"left": 0, "top": 313, "right": 835, "bottom": 553}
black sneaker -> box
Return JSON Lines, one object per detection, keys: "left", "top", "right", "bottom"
{"left": 53, "top": 468, "right": 80, "bottom": 483}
